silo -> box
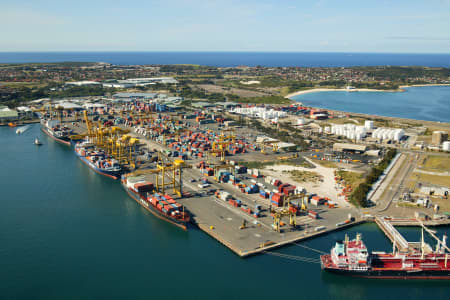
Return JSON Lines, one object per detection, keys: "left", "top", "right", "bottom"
{"left": 443, "top": 141, "right": 450, "bottom": 152}
{"left": 365, "top": 120, "right": 374, "bottom": 130}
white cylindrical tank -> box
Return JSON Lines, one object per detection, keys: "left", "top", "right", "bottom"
{"left": 442, "top": 141, "right": 450, "bottom": 152}
{"left": 365, "top": 120, "right": 374, "bottom": 130}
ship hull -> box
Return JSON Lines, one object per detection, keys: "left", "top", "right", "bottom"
{"left": 121, "top": 182, "right": 188, "bottom": 231}
{"left": 321, "top": 256, "right": 450, "bottom": 279}
{"left": 75, "top": 152, "right": 121, "bottom": 180}
{"left": 41, "top": 126, "right": 71, "bottom": 146}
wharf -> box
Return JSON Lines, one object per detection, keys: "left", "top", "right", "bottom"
{"left": 177, "top": 167, "right": 361, "bottom": 257}
{"left": 375, "top": 216, "right": 409, "bottom": 252}
{"left": 179, "top": 193, "right": 365, "bottom": 257}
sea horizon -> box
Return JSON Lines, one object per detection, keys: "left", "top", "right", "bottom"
{"left": 1, "top": 51, "right": 449, "bottom": 67}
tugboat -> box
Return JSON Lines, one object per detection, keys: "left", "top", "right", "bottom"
{"left": 321, "top": 226, "right": 450, "bottom": 279}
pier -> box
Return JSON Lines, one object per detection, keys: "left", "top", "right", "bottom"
{"left": 375, "top": 217, "right": 409, "bottom": 252}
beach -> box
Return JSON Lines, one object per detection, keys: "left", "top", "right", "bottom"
{"left": 285, "top": 87, "right": 403, "bottom": 99}
{"left": 285, "top": 84, "right": 450, "bottom": 99}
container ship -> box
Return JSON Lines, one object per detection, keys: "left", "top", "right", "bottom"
{"left": 321, "top": 231, "right": 450, "bottom": 279}
{"left": 121, "top": 174, "right": 190, "bottom": 230}
{"left": 75, "top": 140, "right": 122, "bottom": 179}
{"left": 40, "top": 119, "right": 72, "bottom": 146}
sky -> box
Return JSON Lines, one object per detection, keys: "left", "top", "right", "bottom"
{"left": 1, "top": 0, "right": 449, "bottom": 53}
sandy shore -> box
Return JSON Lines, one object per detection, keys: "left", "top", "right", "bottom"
{"left": 285, "top": 87, "right": 403, "bottom": 99}
{"left": 286, "top": 83, "right": 450, "bottom": 99}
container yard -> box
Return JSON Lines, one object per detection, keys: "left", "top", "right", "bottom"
{"left": 28, "top": 96, "right": 450, "bottom": 257}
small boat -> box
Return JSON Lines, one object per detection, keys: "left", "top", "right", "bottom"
{"left": 16, "top": 125, "right": 30, "bottom": 134}
{"left": 8, "top": 122, "right": 17, "bottom": 127}
{"left": 34, "top": 137, "right": 42, "bottom": 145}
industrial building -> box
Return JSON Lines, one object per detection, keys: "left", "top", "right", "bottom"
{"left": 333, "top": 143, "right": 367, "bottom": 153}
{"left": 102, "top": 82, "right": 135, "bottom": 89}
{"left": 0, "top": 105, "right": 19, "bottom": 122}
{"left": 65, "top": 81, "right": 101, "bottom": 86}
{"left": 230, "top": 106, "right": 287, "bottom": 121}
{"left": 432, "top": 131, "right": 448, "bottom": 145}
{"left": 16, "top": 106, "right": 34, "bottom": 119}
{"left": 112, "top": 93, "right": 158, "bottom": 102}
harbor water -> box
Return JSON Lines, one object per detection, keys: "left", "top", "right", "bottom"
{"left": 1, "top": 124, "right": 449, "bottom": 300}
{"left": 291, "top": 86, "right": 450, "bottom": 123}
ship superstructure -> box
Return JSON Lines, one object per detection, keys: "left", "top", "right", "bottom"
{"left": 321, "top": 223, "right": 450, "bottom": 279}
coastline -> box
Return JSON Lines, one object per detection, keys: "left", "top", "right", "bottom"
{"left": 285, "top": 83, "right": 450, "bottom": 99}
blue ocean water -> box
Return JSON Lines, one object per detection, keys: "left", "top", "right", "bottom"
{"left": 0, "top": 52, "right": 449, "bottom": 67}
{"left": 290, "top": 86, "right": 450, "bottom": 123}
{"left": 1, "top": 125, "right": 450, "bottom": 300}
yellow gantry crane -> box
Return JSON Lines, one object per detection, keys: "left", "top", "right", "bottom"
{"left": 153, "top": 152, "right": 192, "bottom": 196}
{"left": 272, "top": 194, "right": 304, "bottom": 232}
{"left": 260, "top": 139, "right": 279, "bottom": 154}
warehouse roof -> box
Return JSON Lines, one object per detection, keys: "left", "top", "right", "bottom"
{"left": 0, "top": 108, "right": 19, "bottom": 118}
{"left": 333, "top": 143, "right": 367, "bottom": 152}
{"left": 113, "top": 92, "right": 158, "bottom": 99}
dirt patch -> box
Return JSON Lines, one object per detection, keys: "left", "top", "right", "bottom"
{"left": 285, "top": 170, "right": 322, "bottom": 183}
{"left": 262, "top": 158, "right": 351, "bottom": 208}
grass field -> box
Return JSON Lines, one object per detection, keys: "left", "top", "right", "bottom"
{"left": 421, "top": 155, "right": 450, "bottom": 173}
{"left": 0, "top": 81, "right": 47, "bottom": 88}
{"left": 411, "top": 173, "right": 450, "bottom": 187}
{"left": 336, "top": 170, "right": 364, "bottom": 190}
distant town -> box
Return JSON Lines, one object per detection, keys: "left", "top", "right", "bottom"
{"left": 1, "top": 63, "right": 449, "bottom": 108}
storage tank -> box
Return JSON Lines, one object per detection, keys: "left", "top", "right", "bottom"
{"left": 365, "top": 120, "right": 374, "bottom": 130}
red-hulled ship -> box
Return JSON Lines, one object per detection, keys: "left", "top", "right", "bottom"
{"left": 321, "top": 230, "right": 450, "bottom": 279}
{"left": 121, "top": 174, "right": 190, "bottom": 230}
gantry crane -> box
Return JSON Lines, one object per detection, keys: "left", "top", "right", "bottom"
{"left": 272, "top": 195, "right": 300, "bottom": 232}
{"left": 153, "top": 152, "right": 192, "bottom": 196}
{"left": 260, "top": 139, "right": 279, "bottom": 154}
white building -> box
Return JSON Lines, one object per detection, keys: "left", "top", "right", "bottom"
{"left": 65, "top": 81, "right": 101, "bottom": 86}
{"left": 230, "top": 106, "right": 287, "bottom": 121}
{"left": 16, "top": 106, "right": 34, "bottom": 118}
